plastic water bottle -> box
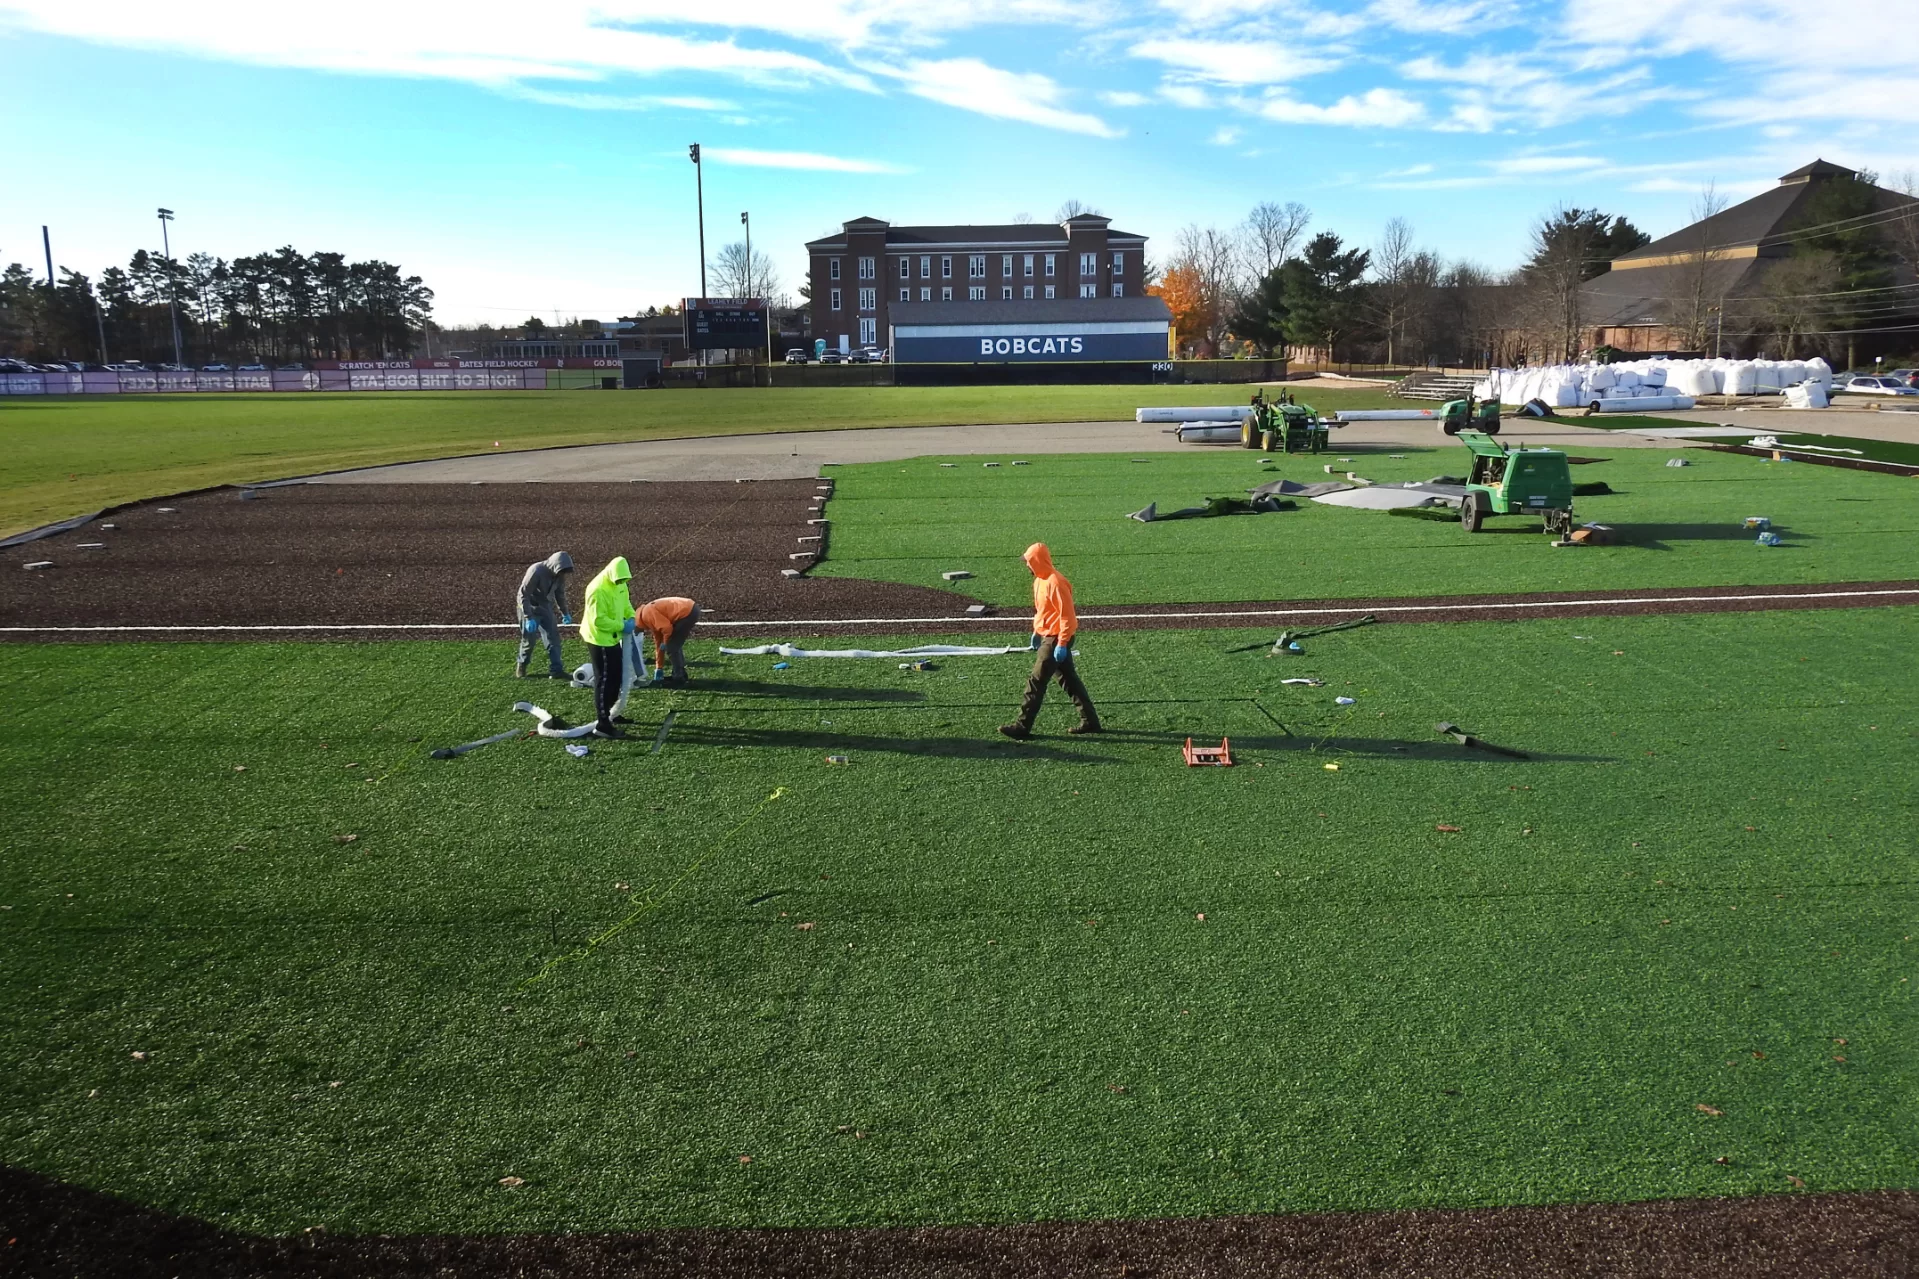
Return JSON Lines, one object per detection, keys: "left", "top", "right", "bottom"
{"left": 1756, "top": 531, "right": 1782, "bottom": 546}
{"left": 1335, "top": 696, "right": 1357, "bottom": 705}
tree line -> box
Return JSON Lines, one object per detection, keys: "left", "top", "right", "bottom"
{"left": 1156, "top": 176, "right": 1919, "bottom": 367}
{"left": 0, "top": 246, "right": 434, "bottom": 365}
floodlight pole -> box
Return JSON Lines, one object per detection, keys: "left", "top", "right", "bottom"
{"left": 689, "top": 145, "right": 707, "bottom": 300}
{"left": 157, "top": 207, "right": 183, "bottom": 367}
{"left": 41, "top": 225, "right": 53, "bottom": 286}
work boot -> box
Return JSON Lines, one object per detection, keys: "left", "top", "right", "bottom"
{"left": 514, "top": 661, "right": 528, "bottom": 678}
{"left": 1068, "top": 720, "right": 1103, "bottom": 735}
{"left": 593, "top": 723, "right": 629, "bottom": 740}
{"left": 996, "top": 722, "right": 1031, "bottom": 740}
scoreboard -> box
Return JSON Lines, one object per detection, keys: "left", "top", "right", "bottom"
{"left": 682, "top": 298, "right": 768, "bottom": 350}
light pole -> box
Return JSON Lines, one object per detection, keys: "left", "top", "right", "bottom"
{"left": 741, "top": 210, "right": 754, "bottom": 373}
{"left": 157, "top": 207, "right": 183, "bottom": 367}
{"left": 689, "top": 145, "right": 707, "bottom": 300}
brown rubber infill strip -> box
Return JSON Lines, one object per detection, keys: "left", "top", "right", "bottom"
{"left": 4, "top": 1163, "right": 1914, "bottom": 1278}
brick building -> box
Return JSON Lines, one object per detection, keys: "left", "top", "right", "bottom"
{"left": 806, "top": 214, "right": 1149, "bottom": 355}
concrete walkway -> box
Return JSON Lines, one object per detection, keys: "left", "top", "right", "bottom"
{"left": 312, "top": 416, "right": 1677, "bottom": 485}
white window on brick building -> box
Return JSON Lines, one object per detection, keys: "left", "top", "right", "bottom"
{"left": 1111, "top": 251, "right": 1124, "bottom": 274}
{"left": 1112, "top": 283, "right": 1124, "bottom": 297}
{"left": 859, "top": 317, "right": 876, "bottom": 345}
{"left": 830, "top": 288, "right": 841, "bottom": 310}
{"left": 858, "top": 257, "right": 875, "bottom": 280}
{"left": 1044, "top": 254, "right": 1055, "bottom": 277}
{"left": 1001, "top": 255, "right": 1013, "bottom": 277}
{"left": 941, "top": 256, "right": 952, "bottom": 278}
{"left": 829, "top": 259, "right": 840, "bottom": 280}
{"left": 1023, "top": 254, "right": 1034, "bottom": 276}
{"left": 920, "top": 255, "right": 931, "bottom": 278}
{"left": 968, "top": 255, "right": 985, "bottom": 279}
{"left": 900, "top": 288, "right": 910, "bottom": 302}
{"left": 1078, "top": 283, "right": 1096, "bottom": 298}
{"left": 1079, "top": 252, "right": 1096, "bottom": 276}
{"left": 941, "top": 286, "right": 952, "bottom": 301}
{"left": 969, "top": 285, "right": 985, "bottom": 300}
{"left": 1002, "top": 286, "right": 1012, "bottom": 300}
{"left": 899, "top": 258, "right": 910, "bottom": 279}
{"left": 920, "top": 287, "right": 931, "bottom": 301}
{"left": 1023, "top": 285, "right": 1034, "bottom": 299}
{"left": 1044, "top": 284, "right": 1055, "bottom": 299}
{"left": 858, "top": 287, "right": 875, "bottom": 311}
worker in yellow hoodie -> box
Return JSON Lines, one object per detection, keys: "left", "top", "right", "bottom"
{"left": 999, "top": 542, "right": 1101, "bottom": 739}
{"left": 578, "top": 556, "right": 637, "bottom": 739}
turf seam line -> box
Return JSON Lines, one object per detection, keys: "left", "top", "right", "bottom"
{"left": 10, "top": 586, "right": 1918, "bottom": 632}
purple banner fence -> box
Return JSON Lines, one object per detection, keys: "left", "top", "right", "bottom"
{"left": 1, "top": 369, "right": 550, "bottom": 396}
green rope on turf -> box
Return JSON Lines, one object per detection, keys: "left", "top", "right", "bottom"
{"left": 516, "top": 785, "right": 788, "bottom": 991}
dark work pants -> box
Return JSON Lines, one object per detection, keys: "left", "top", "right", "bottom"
{"left": 661, "top": 606, "right": 702, "bottom": 679}
{"left": 516, "top": 608, "right": 564, "bottom": 675}
{"left": 588, "top": 641, "right": 624, "bottom": 728}
{"left": 1017, "top": 637, "right": 1098, "bottom": 730}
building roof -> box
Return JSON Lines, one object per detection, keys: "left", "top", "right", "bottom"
{"left": 887, "top": 297, "right": 1171, "bottom": 326}
{"left": 1582, "top": 160, "right": 1919, "bottom": 325}
{"left": 807, "top": 219, "right": 1147, "bottom": 250}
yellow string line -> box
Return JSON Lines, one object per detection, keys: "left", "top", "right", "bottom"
{"left": 516, "top": 785, "right": 789, "bottom": 991}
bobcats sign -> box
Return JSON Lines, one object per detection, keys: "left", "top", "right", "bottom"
{"left": 980, "top": 336, "right": 1085, "bottom": 357}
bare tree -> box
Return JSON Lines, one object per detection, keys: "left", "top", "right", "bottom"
{"left": 1520, "top": 206, "right": 1598, "bottom": 363}
{"left": 1239, "top": 200, "right": 1311, "bottom": 279}
{"left": 712, "top": 241, "right": 782, "bottom": 305}
{"left": 1368, "top": 217, "right": 1429, "bottom": 366}
{"left": 1671, "top": 182, "right": 1731, "bottom": 352}
{"left": 1055, "top": 199, "right": 1101, "bottom": 221}
{"left": 1755, "top": 252, "right": 1843, "bottom": 359}
{"left": 1172, "top": 224, "right": 1241, "bottom": 357}
{"left": 1011, "top": 212, "right": 1035, "bottom": 224}
{"left": 1888, "top": 170, "right": 1919, "bottom": 279}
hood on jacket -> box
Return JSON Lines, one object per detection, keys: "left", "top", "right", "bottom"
{"left": 545, "top": 551, "right": 574, "bottom": 574}
{"left": 1023, "top": 543, "right": 1054, "bottom": 577}
{"left": 605, "top": 556, "right": 631, "bottom": 583}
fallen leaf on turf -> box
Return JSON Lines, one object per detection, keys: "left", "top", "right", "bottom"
{"left": 1787, "top": 1175, "right": 1805, "bottom": 1188}
{"left": 329, "top": 1081, "right": 342, "bottom": 1088}
{"left": 1834, "top": 1038, "right": 1847, "bottom": 1046}
{"left": 739, "top": 1156, "right": 753, "bottom": 1165}
{"left": 1195, "top": 913, "right": 1206, "bottom": 922}
{"left": 1696, "top": 1104, "right": 1722, "bottom": 1116}
{"left": 1660, "top": 919, "right": 1671, "bottom": 926}
{"left": 498, "top": 1176, "right": 524, "bottom": 1187}
{"left": 1714, "top": 1156, "right": 1731, "bottom": 1165}
{"left": 794, "top": 921, "right": 815, "bottom": 931}
{"left": 232, "top": 765, "right": 246, "bottom": 772}
{"left": 1834, "top": 1055, "right": 1847, "bottom": 1063}
{"left": 1752, "top": 1050, "right": 1765, "bottom": 1059}
{"left": 1436, "top": 824, "right": 1462, "bottom": 833}
{"left": 332, "top": 834, "right": 358, "bottom": 844}
{"left": 1612, "top": 650, "right": 1625, "bottom": 656}
{"left": 1108, "top": 1084, "right": 1129, "bottom": 1093}
{"left": 130, "top": 1051, "right": 147, "bottom": 1061}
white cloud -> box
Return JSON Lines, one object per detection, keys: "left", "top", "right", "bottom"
{"left": 1159, "top": 83, "right": 1212, "bottom": 109}
{"left": 705, "top": 147, "right": 908, "bottom": 173}
{"left": 1098, "top": 90, "right": 1152, "bottom": 107}
{"left": 1382, "top": 162, "right": 1435, "bottom": 176}
{"left": 879, "top": 58, "right": 1120, "bottom": 137}
{"left": 1489, "top": 154, "right": 1602, "bottom": 175}
{"left": 1210, "top": 126, "right": 1243, "bottom": 146}
{"left": 1365, "top": 0, "right": 1522, "bottom": 33}
{"left": 1254, "top": 88, "right": 1425, "bottom": 128}
{"left": 510, "top": 87, "right": 740, "bottom": 112}
{"left": 1130, "top": 37, "right": 1330, "bottom": 85}
{"left": 0, "top": 1, "right": 875, "bottom": 91}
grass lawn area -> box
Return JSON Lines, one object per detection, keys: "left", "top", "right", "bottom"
{"left": 0, "top": 385, "right": 1396, "bottom": 539}
{"left": 812, "top": 447, "right": 1919, "bottom": 606}
{"left": 2, "top": 609, "right": 1913, "bottom": 1234}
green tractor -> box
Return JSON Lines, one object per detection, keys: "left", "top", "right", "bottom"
{"left": 1244, "top": 389, "right": 1332, "bottom": 453}
{"left": 1456, "top": 430, "right": 1575, "bottom": 536}
{"left": 1441, "top": 392, "right": 1502, "bottom": 436}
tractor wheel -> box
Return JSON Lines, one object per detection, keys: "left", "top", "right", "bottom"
{"left": 1241, "top": 419, "right": 1260, "bottom": 449}
{"left": 1441, "top": 419, "right": 1461, "bottom": 436}
{"left": 1481, "top": 419, "right": 1501, "bottom": 436}
{"left": 1460, "top": 493, "right": 1487, "bottom": 532}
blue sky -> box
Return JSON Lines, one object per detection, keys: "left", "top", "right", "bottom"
{"left": 3, "top": 0, "right": 1913, "bottom": 325}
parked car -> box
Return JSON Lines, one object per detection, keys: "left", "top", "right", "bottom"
{"left": 237, "top": 363, "right": 268, "bottom": 371}
{"left": 1884, "top": 368, "right": 1919, "bottom": 388}
{"left": 106, "top": 362, "right": 149, "bottom": 372}
{"left": 783, "top": 349, "right": 810, "bottom": 365}
{"left": 863, "top": 347, "right": 889, "bottom": 363}
{"left": 817, "top": 349, "right": 845, "bottom": 365}
{"left": 0, "top": 358, "right": 36, "bottom": 374}
{"left": 1838, "top": 374, "right": 1919, "bottom": 396}
{"left": 157, "top": 363, "right": 191, "bottom": 372}
{"left": 201, "top": 363, "right": 231, "bottom": 372}
{"left": 276, "top": 363, "right": 306, "bottom": 371}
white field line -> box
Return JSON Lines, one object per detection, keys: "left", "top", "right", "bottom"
{"left": 4, "top": 588, "right": 1916, "bottom": 634}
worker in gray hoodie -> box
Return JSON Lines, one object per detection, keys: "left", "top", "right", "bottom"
{"left": 515, "top": 551, "right": 575, "bottom": 678}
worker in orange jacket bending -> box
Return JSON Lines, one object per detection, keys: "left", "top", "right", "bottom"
{"left": 999, "top": 543, "right": 1101, "bottom": 739}
{"left": 638, "top": 596, "right": 702, "bottom": 685}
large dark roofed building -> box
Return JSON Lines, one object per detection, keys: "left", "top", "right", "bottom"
{"left": 806, "top": 214, "right": 1150, "bottom": 356}
{"left": 1580, "top": 159, "right": 1918, "bottom": 356}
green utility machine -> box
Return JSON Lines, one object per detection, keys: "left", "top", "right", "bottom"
{"left": 1456, "top": 429, "right": 1575, "bottom": 535}
{"left": 1244, "top": 389, "right": 1332, "bottom": 453}
{"left": 1441, "top": 393, "right": 1502, "bottom": 435}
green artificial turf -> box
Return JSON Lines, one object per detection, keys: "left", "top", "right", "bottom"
{"left": 811, "top": 447, "right": 1919, "bottom": 606}
{"left": 0, "top": 385, "right": 1396, "bottom": 539}
{"left": 1569, "top": 414, "right": 1919, "bottom": 470}
{"left": 2, "top": 611, "right": 1914, "bottom": 1235}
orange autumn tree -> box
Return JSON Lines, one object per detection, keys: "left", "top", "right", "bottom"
{"left": 1151, "top": 264, "right": 1213, "bottom": 358}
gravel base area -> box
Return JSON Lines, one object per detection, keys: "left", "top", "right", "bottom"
{"left": 4, "top": 1165, "right": 1914, "bottom": 1278}
{"left": 2, "top": 482, "right": 1913, "bottom": 642}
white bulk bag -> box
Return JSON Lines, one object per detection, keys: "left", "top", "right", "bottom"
{"left": 1722, "top": 363, "right": 1758, "bottom": 396}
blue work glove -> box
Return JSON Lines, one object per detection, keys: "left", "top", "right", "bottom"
{"left": 521, "top": 617, "right": 538, "bottom": 637}
{"left": 1030, "top": 632, "right": 1043, "bottom": 650}
{"left": 560, "top": 613, "right": 572, "bottom": 625}
{"left": 622, "top": 617, "right": 637, "bottom": 636}
{"left": 1053, "top": 644, "right": 1071, "bottom": 663}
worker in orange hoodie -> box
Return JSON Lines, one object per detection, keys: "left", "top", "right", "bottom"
{"left": 999, "top": 542, "right": 1101, "bottom": 739}
{"left": 638, "top": 596, "right": 702, "bottom": 685}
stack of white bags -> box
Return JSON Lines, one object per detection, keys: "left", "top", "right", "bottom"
{"left": 1475, "top": 357, "right": 1833, "bottom": 410}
